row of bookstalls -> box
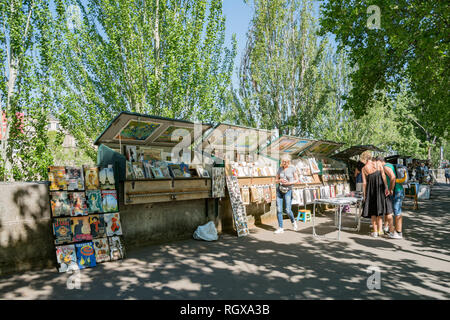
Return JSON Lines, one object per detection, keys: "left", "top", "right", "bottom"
{"left": 51, "top": 111, "right": 354, "bottom": 272}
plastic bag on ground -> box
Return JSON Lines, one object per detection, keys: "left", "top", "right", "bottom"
{"left": 193, "top": 221, "right": 219, "bottom": 241}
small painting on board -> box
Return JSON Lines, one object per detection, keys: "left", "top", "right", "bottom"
{"left": 104, "top": 212, "right": 123, "bottom": 236}
{"left": 75, "top": 242, "right": 96, "bottom": 269}
{"left": 93, "top": 238, "right": 110, "bottom": 263}
{"left": 55, "top": 244, "right": 78, "bottom": 273}
{"left": 50, "top": 191, "right": 72, "bottom": 217}
{"left": 115, "top": 120, "right": 161, "bottom": 142}
{"left": 71, "top": 216, "right": 93, "bottom": 242}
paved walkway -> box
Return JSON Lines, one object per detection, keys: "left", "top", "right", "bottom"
{"left": 1, "top": 184, "right": 449, "bottom": 300}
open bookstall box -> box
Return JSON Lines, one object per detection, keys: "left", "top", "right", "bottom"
{"left": 94, "top": 112, "right": 217, "bottom": 205}
{"left": 199, "top": 123, "right": 278, "bottom": 236}
{"left": 259, "top": 135, "right": 350, "bottom": 210}
{"left": 48, "top": 165, "right": 125, "bottom": 273}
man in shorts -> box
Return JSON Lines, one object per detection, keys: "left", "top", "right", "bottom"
{"left": 380, "top": 158, "right": 404, "bottom": 239}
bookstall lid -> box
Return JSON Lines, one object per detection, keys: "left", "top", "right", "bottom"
{"left": 332, "top": 145, "right": 385, "bottom": 161}
{"left": 94, "top": 111, "right": 212, "bottom": 148}
{"left": 199, "top": 123, "right": 275, "bottom": 154}
{"left": 298, "top": 139, "right": 344, "bottom": 157}
{"left": 258, "top": 135, "right": 316, "bottom": 158}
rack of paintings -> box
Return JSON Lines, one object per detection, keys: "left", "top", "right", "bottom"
{"left": 49, "top": 165, "right": 125, "bottom": 273}
{"left": 124, "top": 145, "right": 210, "bottom": 180}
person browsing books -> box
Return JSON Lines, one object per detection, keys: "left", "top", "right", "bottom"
{"left": 274, "top": 155, "right": 299, "bottom": 234}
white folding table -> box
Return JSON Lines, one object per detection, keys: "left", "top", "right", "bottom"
{"left": 312, "top": 196, "right": 363, "bottom": 240}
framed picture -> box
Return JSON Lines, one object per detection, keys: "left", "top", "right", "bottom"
{"left": 125, "top": 145, "right": 138, "bottom": 162}
{"left": 196, "top": 166, "right": 210, "bottom": 178}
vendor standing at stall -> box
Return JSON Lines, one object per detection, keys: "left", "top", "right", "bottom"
{"left": 274, "top": 155, "right": 299, "bottom": 234}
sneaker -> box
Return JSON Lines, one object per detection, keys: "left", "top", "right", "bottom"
{"left": 383, "top": 226, "right": 389, "bottom": 235}
{"left": 370, "top": 232, "right": 378, "bottom": 238}
{"left": 293, "top": 221, "right": 298, "bottom": 231}
{"left": 388, "top": 232, "right": 402, "bottom": 239}
{"left": 274, "top": 228, "right": 284, "bottom": 234}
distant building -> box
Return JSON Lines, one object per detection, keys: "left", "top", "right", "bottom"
{"left": 48, "top": 115, "right": 77, "bottom": 148}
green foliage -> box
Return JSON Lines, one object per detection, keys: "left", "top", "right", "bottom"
{"left": 52, "top": 0, "right": 236, "bottom": 158}
{"left": 0, "top": 0, "right": 58, "bottom": 181}
{"left": 319, "top": 0, "right": 449, "bottom": 140}
{"left": 233, "top": 0, "right": 332, "bottom": 136}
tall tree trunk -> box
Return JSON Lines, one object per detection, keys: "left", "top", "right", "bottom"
{"left": 154, "top": 0, "right": 161, "bottom": 113}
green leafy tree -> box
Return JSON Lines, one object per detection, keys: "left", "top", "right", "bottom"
{"left": 52, "top": 0, "right": 236, "bottom": 159}
{"left": 319, "top": 0, "right": 449, "bottom": 141}
{"left": 232, "top": 0, "right": 333, "bottom": 136}
{"left": 0, "top": 0, "right": 57, "bottom": 181}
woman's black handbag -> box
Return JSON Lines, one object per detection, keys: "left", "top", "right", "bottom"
{"left": 279, "top": 185, "right": 290, "bottom": 194}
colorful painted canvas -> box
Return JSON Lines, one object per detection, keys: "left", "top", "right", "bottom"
{"left": 53, "top": 218, "right": 73, "bottom": 244}
{"left": 70, "top": 192, "right": 88, "bottom": 216}
{"left": 159, "top": 165, "right": 172, "bottom": 178}
{"left": 50, "top": 191, "right": 72, "bottom": 217}
{"left": 86, "top": 190, "right": 103, "bottom": 214}
{"left": 104, "top": 212, "right": 123, "bottom": 236}
{"left": 66, "top": 166, "right": 85, "bottom": 191}
{"left": 151, "top": 166, "right": 165, "bottom": 179}
{"left": 71, "top": 216, "right": 93, "bottom": 242}
{"left": 102, "top": 190, "right": 118, "bottom": 213}
{"left": 75, "top": 242, "right": 96, "bottom": 269}
{"left": 84, "top": 166, "right": 100, "bottom": 190}
{"left": 55, "top": 244, "right": 78, "bottom": 273}
{"left": 115, "top": 120, "right": 161, "bottom": 142}
{"left": 179, "top": 163, "right": 191, "bottom": 177}
{"left": 108, "top": 236, "right": 125, "bottom": 261}
{"left": 89, "top": 214, "right": 106, "bottom": 238}
{"left": 49, "top": 166, "right": 67, "bottom": 191}
{"left": 154, "top": 126, "right": 194, "bottom": 143}
{"left": 99, "top": 166, "right": 115, "bottom": 189}
{"left": 93, "top": 238, "right": 110, "bottom": 263}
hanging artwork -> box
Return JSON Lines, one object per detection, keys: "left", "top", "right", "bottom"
{"left": 271, "top": 185, "right": 277, "bottom": 201}
{"left": 48, "top": 166, "right": 67, "bottom": 191}
{"left": 297, "top": 189, "right": 304, "bottom": 206}
{"left": 75, "top": 242, "right": 97, "bottom": 269}
{"left": 305, "top": 189, "right": 312, "bottom": 204}
{"left": 93, "top": 237, "right": 111, "bottom": 263}
{"left": 102, "top": 190, "right": 118, "bottom": 213}
{"left": 66, "top": 166, "right": 85, "bottom": 191}
{"left": 250, "top": 186, "right": 258, "bottom": 203}
{"left": 50, "top": 191, "right": 72, "bottom": 217}
{"left": 55, "top": 244, "right": 78, "bottom": 273}
{"left": 308, "top": 158, "right": 320, "bottom": 174}
{"left": 84, "top": 166, "right": 100, "bottom": 190}
{"left": 292, "top": 188, "right": 299, "bottom": 205}
{"left": 70, "top": 192, "right": 88, "bottom": 216}
{"left": 212, "top": 167, "right": 226, "bottom": 198}
{"left": 86, "top": 190, "right": 103, "bottom": 214}
{"left": 109, "top": 236, "right": 125, "bottom": 261}
{"left": 104, "top": 212, "right": 123, "bottom": 236}
{"left": 99, "top": 166, "right": 115, "bottom": 189}
{"left": 53, "top": 218, "right": 73, "bottom": 244}
{"left": 89, "top": 214, "right": 106, "bottom": 238}
{"left": 241, "top": 187, "right": 250, "bottom": 205}
{"left": 71, "top": 216, "right": 93, "bottom": 242}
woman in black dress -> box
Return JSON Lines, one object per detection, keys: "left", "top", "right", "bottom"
{"left": 360, "top": 151, "right": 389, "bottom": 237}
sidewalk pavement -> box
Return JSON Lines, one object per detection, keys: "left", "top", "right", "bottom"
{"left": 1, "top": 184, "right": 449, "bottom": 300}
